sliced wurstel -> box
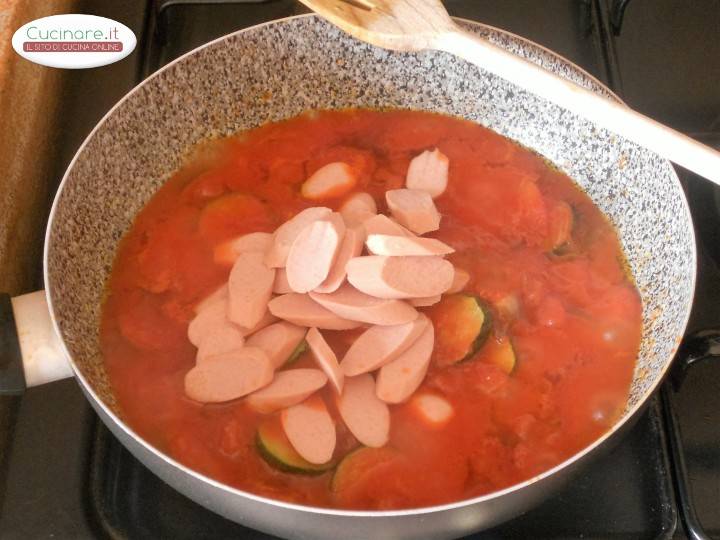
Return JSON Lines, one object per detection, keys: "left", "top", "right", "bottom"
{"left": 286, "top": 213, "right": 345, "bottom": 293}
{"left": 385, "top": 189, "right": 441, "bottom": 235}
{"left": 196, "top": 324, "right": 245, "bottom": 363}
{"left": 239, "top": 308, "right": 278, "bottom": 336}
{"left": 256, "top": 416, "right": 335, "bottom": 475}
{"left": 273, "top": 267, "right": 293, "bottom": 294}
{"left": 213, "top": 231, "right": 272, "bottom": 266}
{"left": 447, "top": 267, "right": 470, "bottom": 294}
{"left": 245, "top": 321, "right": 308, "bottom": 369}
{"left": 339, "top": 192, "right": 377, "bottom": 227}
{"left": 193, "top": 284, "right": 228, "bottom": 315}
{"left": 184, "top": 347, "right": 274, "bottom": 403}
{"left": 247, "top": 368, "right": 328, "bottom": 413}
{"left": 227, "top": 251, "right": 275, "bottom": 329}
{"left": 362, "top": 214, "right": 413, "bottom": 237}
{"left": 337, "top": 374, "right": 390, "bottom": 448}
{"left": 376, "top": 322, "right": 435, "bottom": 404}
{"left": 346, "top": 255, "right": 454, "bottom": 299}
{"left": 314, "top": 226, "right": 366, "bottom": 293}
{"left": 341, "top": 315, "right": 429, "bottom": 376}
{"left": 409, "top": 295, "right": 442, "bottom": 307}
{"left": 301, "top": 162, "right": 357, "bottom": 200}
{"left": 365, "top": 234, "right": 454, "bottom": 257}
{"left": 306, "top": 327, "right": 344, "bottom": 394}
{"left": 188, "top": 298, "right": 228, "bottom": 346}
{"left": 268, "top": 293, "right": 363, "bottom": 330}
{"left": 281, "top": 395, "right": 336, "bottom": 465}
{"left": 309, "top": 283, "right": 418, "bottom": 326}
{"left": 265, "top": 207, "right": 332, "bottom": 268}
{"left": 405, "top": 148, "right": 449, "bottom": 199}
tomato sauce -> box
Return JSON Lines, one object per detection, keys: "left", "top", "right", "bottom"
{"left": 100, "top": 109, "right": 642, "bottom": 510}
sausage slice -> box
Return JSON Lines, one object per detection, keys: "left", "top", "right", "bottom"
{"left": 273, "top": 267, "right": 293, "bottom": 294}
{"left": 339, "top": 192, "right": 377, "bottom": 227}
{"left": 362, "top": 214, "right": 413, "bottom": 238}
{"left": 376, "top": 322, "right": 434, "bottom": 404}
{"left": 409, "top": 295, "right": 442, "bottom": 307}
{"left": 268, "top": 293, "right": 363, "bottom": 330}
{"left": 193, "top": 284, "right": 229, "bottom": 316}
{"left": 282, "top": 394, "right": 336, "bottom": 464}
{"left": 184, "top": 347, "right": 274, "bottom": 403}
{"left": 314, "top": 226, "right": 366, "bottom": 293}
{"left": 405, "top": 148, "right": 449, "bottom": 199}
{"left": 228, "top": 251, "right": 275, "bottom": 329}
{"left": 265, "top": 207, "right": 332, "bottom": 268}
{"left": 188, "top": 298, "right": 228, "bottom": 346}
{"left": 447, "top": 267, "right": 470, "bottom": 294}
{"left": 301, "top": 162, "right": 357, "bottom": 200}
{"left": 340, "top": 314, "right": 429, "bottom": 376}
{"left": 337, "top": 374, "right": 390, "bottom": 448}
{"left": 306, "top": 327, "right": 344, "bottom": 394}
{"left": 245, "top": 321, "right": 307, "bottom": 369}
{"left": 286, "top": 214, "right": 345, "bottom": 293}
{"left": 385, "top": 189, "right": 441, "bottom": 235}
{"left": 247, "top": 369, "right": 327, "bottom": 413}
{"left": 213, "top": 232, "right": 273, "bottom": 266}
{"left": 365, "top": 234, "right": 454, "bottom": 256}
{"left": 346, "top": 256, "right": 454, "bottom": 299}
{"left": 309, "top": 283, "right": 418, "bottom": 326}
{"left": 239, "top": 308, "right": 278, "bottom": 336}
{"left": 196, "top": 324, "right": 245, "bottom": 363}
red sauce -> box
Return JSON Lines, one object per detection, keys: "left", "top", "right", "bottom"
{"left": 100, "top": 109, "right": 642, "bottom": 510}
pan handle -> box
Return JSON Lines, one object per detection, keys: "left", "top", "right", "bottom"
{"left": 0, "top": 290, "right": 73, "bottom": 395}
{"left": 670, "top": 328, "right": 720, "bottom": 391}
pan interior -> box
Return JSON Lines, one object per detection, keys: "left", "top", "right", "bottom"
{"left": 47, "top": 16, "right": 693, "bottom": 426}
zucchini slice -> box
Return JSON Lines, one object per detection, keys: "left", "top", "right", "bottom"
{"left": 431, "top": 294, "right": 493, "bottom": 365}
{"left": 331, "top": 446, "right": 399, "bottom": 493}
{"left": 483, "top": 337, "right": 516, "bottom": 375}
{"left": 256, "top": 417, "right": 334, "bottom": 475}
{"left": 284, "top": 339, "right": 308, "bottom": 367}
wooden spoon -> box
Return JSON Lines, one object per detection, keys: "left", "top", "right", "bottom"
{"left": 298, "top": 0, "right": 720, "bottom": 184}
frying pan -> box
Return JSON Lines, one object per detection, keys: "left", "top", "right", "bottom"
{"left": 0, "top": 14, "right": 700, "bottom": 540}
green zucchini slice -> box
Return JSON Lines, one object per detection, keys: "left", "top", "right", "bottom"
{"left": 331, "top": 446, "right": 399, "bottom": 493}
{"left": 483, "top": 337, "right": 517, "bottom": 375}
{"left": 431, "top": 294, "right": 493, "bottom": 365}
{"left": 256, "top": 417, "right": 334, "bottom": 475}
{"left": 284, "top": 339, "right": 308, "bottom": 367}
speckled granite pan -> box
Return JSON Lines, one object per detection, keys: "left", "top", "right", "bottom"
{"left": 43, "top": 15, "right": 695, "bottom": 540}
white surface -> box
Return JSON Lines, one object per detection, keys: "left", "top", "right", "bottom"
{"left": 11, "top": 290, "right": 73, "bottom": 387}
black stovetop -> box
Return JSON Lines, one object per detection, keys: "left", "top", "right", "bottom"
{"left": 1, "top": 1, "right": 718, "bottom": 538}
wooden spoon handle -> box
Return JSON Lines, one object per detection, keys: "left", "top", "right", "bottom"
{"left": 435, "top": 28, "right": 720, "bottom": 184}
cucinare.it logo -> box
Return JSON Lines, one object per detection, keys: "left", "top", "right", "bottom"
{"left": 12, "top": 14, "right": 136, "bottom": 69}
